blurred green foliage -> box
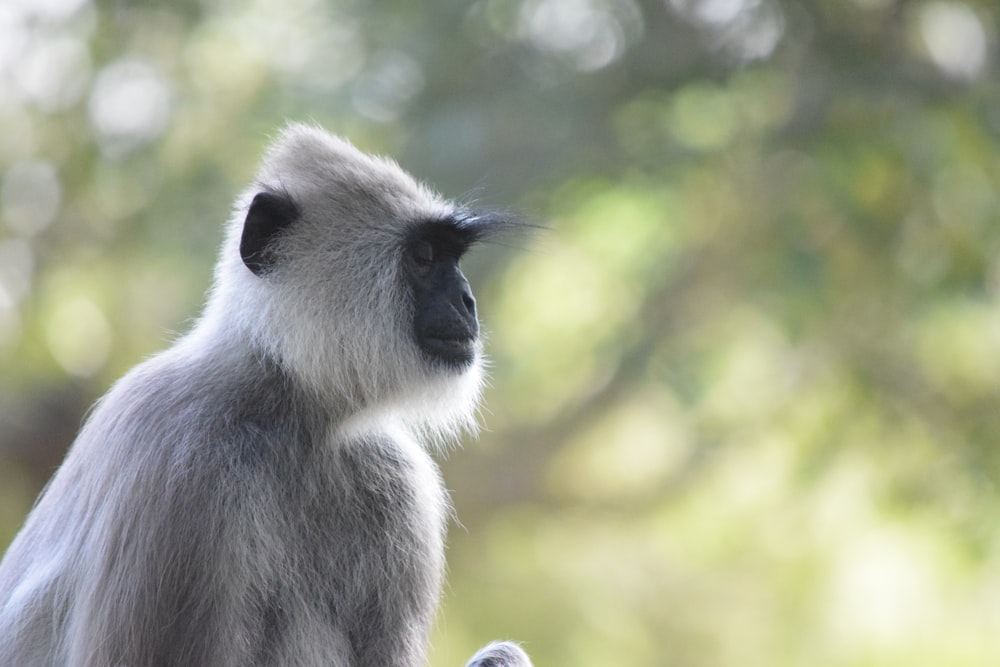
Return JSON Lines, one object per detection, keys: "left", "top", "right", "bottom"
{"left": 2, "top": 0, "right": 1000, "bottom": 664}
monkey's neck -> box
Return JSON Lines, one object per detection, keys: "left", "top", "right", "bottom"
{"left": 180, "top": 321, "right": 407, "bottom": 442}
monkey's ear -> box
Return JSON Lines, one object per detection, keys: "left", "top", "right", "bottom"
{"left": 240, "top": 191, "right": 299, "bottom": 277}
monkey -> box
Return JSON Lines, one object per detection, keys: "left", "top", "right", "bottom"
{"left": 0, "top": 124, "right": 533, "bottom": 667}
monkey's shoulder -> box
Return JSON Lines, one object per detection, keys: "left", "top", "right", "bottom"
{"left": 79, "top": 346, "right": 316, "bottom": 459}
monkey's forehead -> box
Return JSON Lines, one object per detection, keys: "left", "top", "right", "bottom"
{"left": 258, "top": 124, "right": 437, "bottom": 202}
{"left": 251, "top": 123, "right": 520, "bottom": 243}
{"left": 255, "top": 161, "right": 451, "bottom": 232}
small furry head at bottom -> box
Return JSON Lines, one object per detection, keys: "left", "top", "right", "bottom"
{"left": 465, "top": 641, "right": 533, "bottom": 667}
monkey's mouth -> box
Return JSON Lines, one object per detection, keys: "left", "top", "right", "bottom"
{"left": 420, "top": 334, "right": 477, "bottom": 366}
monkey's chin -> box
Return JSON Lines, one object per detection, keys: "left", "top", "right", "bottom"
{"left": 420, "top": 336, "right": 478, "bottom": 368}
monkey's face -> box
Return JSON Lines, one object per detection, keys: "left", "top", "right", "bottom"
{"left": 405, "top": 219, "right": 480, "bottom": 368}
{"left": 238, "top": 187, "right": 484, "bottom": 370}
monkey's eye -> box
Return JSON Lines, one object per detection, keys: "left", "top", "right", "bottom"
{"left": 412, "top": 240, "right": 434, "bottom": 266}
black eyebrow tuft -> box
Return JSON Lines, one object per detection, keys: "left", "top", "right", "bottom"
{"left": 449, "top": 208, "right": 540, "bottom": 246}
{"left": 404, "top": 209, "right": 539, "bottom": 258}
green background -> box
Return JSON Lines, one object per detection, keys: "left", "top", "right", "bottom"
{"left": 1, "top": 0, "right": 999, "bottom": 664}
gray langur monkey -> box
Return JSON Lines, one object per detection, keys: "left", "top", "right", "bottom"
{"left": 0, "top": 124, "right": 533, "bottom": 667}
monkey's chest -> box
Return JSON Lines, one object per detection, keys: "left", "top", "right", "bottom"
{"left": 263, "top": 436, "right": 448, "bottom": 623}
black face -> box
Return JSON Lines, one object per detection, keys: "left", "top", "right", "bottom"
{"left": 406, "top": 219, "right": 480, "bottom": 367}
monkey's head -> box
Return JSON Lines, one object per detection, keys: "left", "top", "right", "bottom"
{"left": 204, "top": 124, "right": 510, "bottom": 439}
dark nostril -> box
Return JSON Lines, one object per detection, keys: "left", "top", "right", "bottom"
{"left": 462, "top": 291, "right": 476, "bottom": 316}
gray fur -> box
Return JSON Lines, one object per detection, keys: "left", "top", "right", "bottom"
{"left": 466, "top": 641, "right": 534, "bottom": 667}
{"left": 0, "top": 124, "right": 532, "bottom": 667}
